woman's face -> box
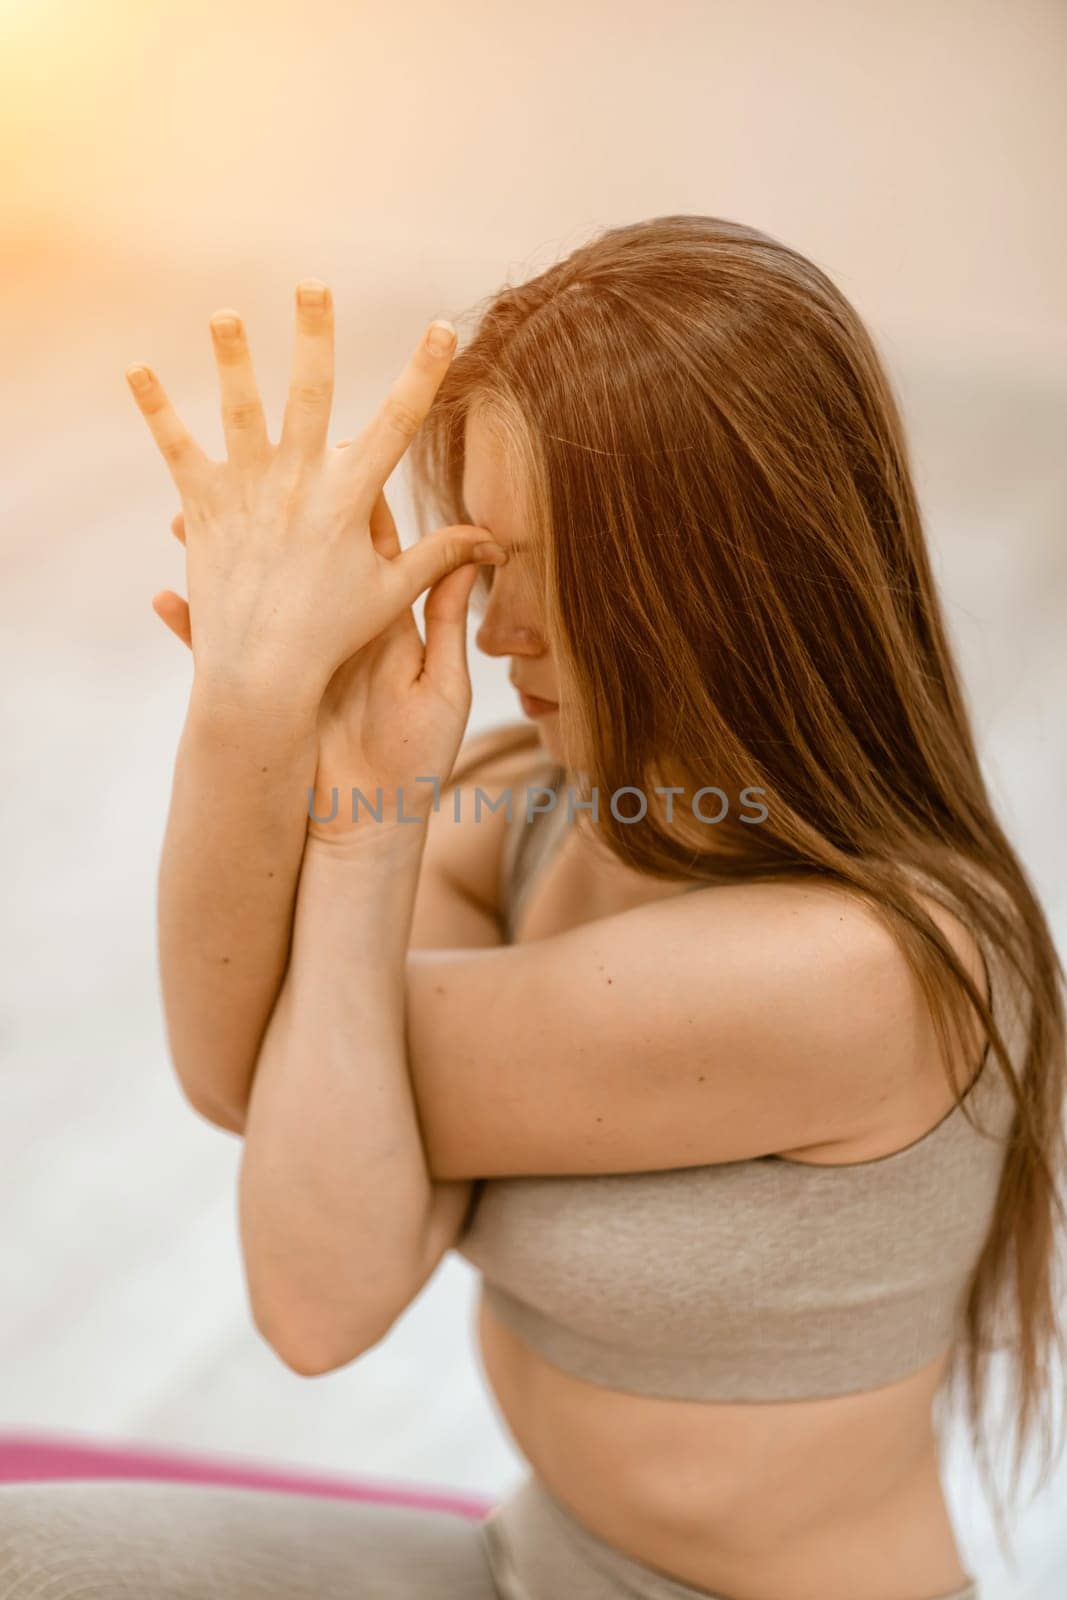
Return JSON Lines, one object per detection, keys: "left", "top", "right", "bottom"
{"left": 463, "top": 409, "right": 564, "bottom": 762}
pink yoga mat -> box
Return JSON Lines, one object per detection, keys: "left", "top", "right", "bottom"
{"left": 0, "top": 1431, "right": 495, "bottom": 1521}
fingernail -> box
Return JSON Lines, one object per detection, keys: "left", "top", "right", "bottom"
{"left": 298, "top": 282, "right": 328, "bottom": 309}
{"left": 211, "top": 314, "right": 240, "bottom": 339}
{"left": 426, "top": 320, "right": 455, "bottom": 357}
{"left": 126, "top": 365, "right": 152, "bottom": 391}
{"left": 473, "top": 541, "right": 507, "bottom": 564}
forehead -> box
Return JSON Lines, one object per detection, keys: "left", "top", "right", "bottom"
{"left": 461, "top": 409, "right": 523, "bottom": 535}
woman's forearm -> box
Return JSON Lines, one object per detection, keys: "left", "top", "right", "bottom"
{"left": 157, "top": 680, "right": 320, "bottom": 1129}
{"left": 237, "top": 822, "right": 433, "bottom": 1374}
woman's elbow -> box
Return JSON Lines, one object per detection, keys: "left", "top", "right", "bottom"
{"left": 176, "top": 1072, "right": 248, "bottom": 1136}
{"left": 248, "top": 1297, "right": 391, "bottom": 1377}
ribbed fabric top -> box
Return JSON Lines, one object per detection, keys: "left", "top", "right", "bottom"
{"left": 456, "top": 761, "right": 1021, "bottom": 1401}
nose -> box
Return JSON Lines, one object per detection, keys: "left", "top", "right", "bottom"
{"left": 473, "top": 593, "right": 545, "bottom": 661}
{"left": 474, "top": 617, "right": 543, "bottom": 659}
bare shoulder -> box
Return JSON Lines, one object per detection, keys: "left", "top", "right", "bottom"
{"left": 743, "top": 872, "right": 990, "bottom": 1162}
{"left": 417, "top": 723, "right": 548, "bottom": 935}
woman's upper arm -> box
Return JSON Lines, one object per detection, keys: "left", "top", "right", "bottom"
{"left": 405, "top": 878, "right": 959, "bottom": 1180}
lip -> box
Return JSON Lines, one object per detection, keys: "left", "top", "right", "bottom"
{"left": 517, "top": 688, "right": 558, "bottom": 718}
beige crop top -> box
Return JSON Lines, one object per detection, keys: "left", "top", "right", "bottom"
{"left": 454, "top": 759, "right": 1022, "bottom": 1401}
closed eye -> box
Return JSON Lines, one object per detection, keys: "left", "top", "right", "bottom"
{"left": 470, "top": 563, "right": 497, "bottom": 611}
{"left": 471, "top": 542, "right": 524, "bottom": 594}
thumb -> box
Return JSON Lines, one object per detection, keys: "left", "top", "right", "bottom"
{"left": 152, "top": 590, "right": 192, "bottom": 650}
{"left": 421, "top": 559, "right": 482, "bottom": 701}
{"left": 387, "top": 523, "right": 507, "bottom": 610}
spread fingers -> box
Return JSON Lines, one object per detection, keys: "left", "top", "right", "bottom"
{"left": 208, "top": 311, "right": 270, "bottom": 464}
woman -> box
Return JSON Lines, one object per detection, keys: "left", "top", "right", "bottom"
{"left": 2, "top": 215, "right": 1063, "bottom": 1599}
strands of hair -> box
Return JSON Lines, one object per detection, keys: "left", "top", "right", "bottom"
{"left": 407, "top": 214, "right": 1067, "bottom": 1554}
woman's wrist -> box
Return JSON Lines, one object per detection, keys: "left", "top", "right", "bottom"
{"left": 189, "top": 665, "right": 326, "bottom": 729}
{"left": 307, "top": 774, "right": 438, "bottom": 843}
{"left": 304, "top": 804, "right": 433, "bottom": 864}
{"left": 295, "top": 816, "right": 428, "bottom": 976}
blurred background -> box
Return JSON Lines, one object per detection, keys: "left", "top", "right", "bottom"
{"left": 1, "top": 0, "right": 1064, "bottom": 1592}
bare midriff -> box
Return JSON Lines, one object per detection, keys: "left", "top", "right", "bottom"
{"left": 477, "top": 1293, "right": 967, "bottom": 1600}
{"left": 488, "top": 776, "right": 978, "bottom": 1599}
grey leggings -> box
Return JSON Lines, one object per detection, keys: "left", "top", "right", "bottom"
{"left": 0, "top": 1470, "right": 980, "bottom": 1600}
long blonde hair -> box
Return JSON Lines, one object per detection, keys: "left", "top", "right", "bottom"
{"left": 408, "top": 214, "right": 1066, "bottom": 1545}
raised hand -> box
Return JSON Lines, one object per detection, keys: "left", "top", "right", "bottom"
{"left": 129, "top": 280, "right": 506, "bottom": 718}
{"left": 155, "top": 470, "right": 495, "bottom": 836}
